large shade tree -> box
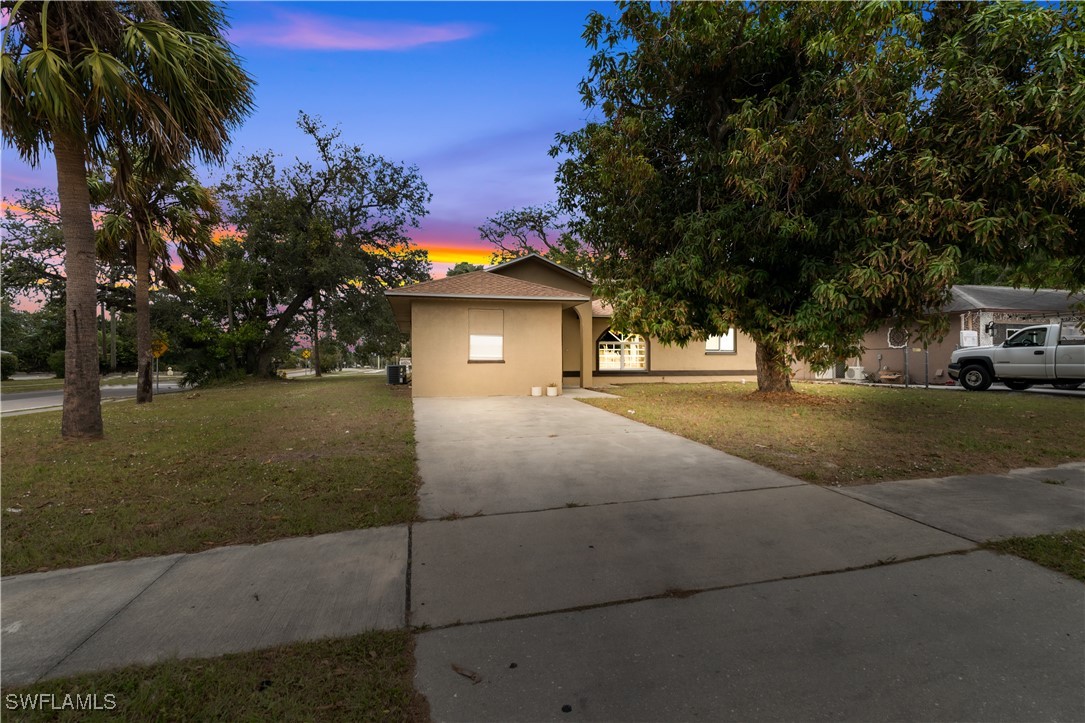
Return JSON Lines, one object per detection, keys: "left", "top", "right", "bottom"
{"left": 554, "top": 1, "right": 1084, "bottom": 392}
{"left": 1, "top": 0, "right": 252, "bottom": 437}
{"left": 94, "top": 156, "right": 222, "bottom": 403}
{"left": 218, "top": 114, "right": 431, "bottom": 378}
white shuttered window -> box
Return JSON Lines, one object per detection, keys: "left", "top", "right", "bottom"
{"left": 469, "top": 309, "right": 504, "bottom": 361}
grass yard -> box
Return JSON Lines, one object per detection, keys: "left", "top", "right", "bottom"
{"left": 583, "top": 382, "right": 1084, "bottom": 485}
{"left": 985, "top": 530, "right": 1085, "bottom": 582}
{"left": 1, "top": 376, "right": 417, "bottom": 575}
{"left": 0, "top": 630, "right": 426, "bottom": 722}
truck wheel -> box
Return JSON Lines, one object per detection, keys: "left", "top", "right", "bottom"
{"left": 1052, "top": 382, "right": 1083, "bottom": 390}
{"left": 960, "top": 365, "right": 993, "bottom": 391}
{"left": 1004, "top": 380, "right": 1032, "bottom": 391}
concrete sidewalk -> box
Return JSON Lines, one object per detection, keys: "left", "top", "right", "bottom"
{"left": 1, "top": 528, "right": 406, "bottom": 686}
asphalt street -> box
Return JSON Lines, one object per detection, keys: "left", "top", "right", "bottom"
{"left": 0, "top": 382, "right": 185, "bottom": 415}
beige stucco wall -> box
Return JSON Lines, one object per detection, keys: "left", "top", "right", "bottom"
{"left": 411, "top": 299, "right": 562, "bottom": 397}
{"left": 589, "top": 318, "right": 758, "bottom": 377}
{"left": 649, "top": 334, "right": 757, "bottom": 372}
{"left": 562, "top": 308, "right": 582, "bottom": 373}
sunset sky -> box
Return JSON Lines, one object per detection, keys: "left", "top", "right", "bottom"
{"left": 0, "top": 1, "right": 610, "bottom": 276}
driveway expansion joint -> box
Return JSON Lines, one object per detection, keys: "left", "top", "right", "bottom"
{"left": 821, "top": 482, "right": 983, "bottom": 543}
{"left": 411, "top": 547, "right": 983, "bottom": 635}
{"left": 420, "top": 481, "right": 807, "bottom": 522}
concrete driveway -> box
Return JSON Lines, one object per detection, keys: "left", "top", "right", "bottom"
{"left": 411, "top": 395, "right": 1085, "bottom": 721}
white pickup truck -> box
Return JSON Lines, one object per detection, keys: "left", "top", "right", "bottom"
{"left": 948, "top": 322, "right": 1085, "bottom": 391}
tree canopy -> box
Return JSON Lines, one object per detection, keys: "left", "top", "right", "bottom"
{"left": 216, "top": 113, "right": 431, "bottom": 377}
{"left": 478, "top": 203, "right": 589, "bottom": 273}
{"left": 554, "top": 1, "right": 1084, "bottom": 391}
{"left": 446, "top": 261, "right": 486, "bottom": 277}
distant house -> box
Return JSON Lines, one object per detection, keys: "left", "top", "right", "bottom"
{"left": 794, "top": 285, "right": 1085, "bottom": 385}
{"left": 387, "top": 261, "right": 1084, "bottom": 395}
{"left": 385, "top": 254, "right": 757, "bottom": 397}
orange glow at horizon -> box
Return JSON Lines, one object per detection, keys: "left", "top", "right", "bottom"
{"left": 421, "top": 243, "right": 491, "bottom": 265}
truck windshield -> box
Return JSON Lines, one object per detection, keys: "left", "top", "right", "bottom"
{"left": 1005, "top": 328, "right": 1047, "bottom": 347}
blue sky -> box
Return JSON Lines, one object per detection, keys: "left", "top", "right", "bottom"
{"left": 1, "top": 1, "right": 610, "bottom": 273}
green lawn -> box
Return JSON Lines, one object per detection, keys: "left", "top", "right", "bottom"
{"left": 583, "top": 382, "right": 1084, "bottom": 485}
{"left": 1, "top": 376, "right": 418, "bottom": 575}
{"left": 985, "top": 530, "right": 1085, "bottom": 582}
{"left": 0, "top": 631, "right": 426, "bottom": 723}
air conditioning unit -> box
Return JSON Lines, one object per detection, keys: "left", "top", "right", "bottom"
{"left": 814, "top": 368, "right": 835, "bottom": 380}
{"left": 845, "top": 365, "right": 866, "bottom": 380}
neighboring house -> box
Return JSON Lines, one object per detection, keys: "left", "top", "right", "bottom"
{"left": 385, "top": 254, "right": 756, "bottom": 397}
{"left": 793, "top": 285, "right": 1085, "bottom": 385}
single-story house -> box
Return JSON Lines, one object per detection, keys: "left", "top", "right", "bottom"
{"left": 385, "top": 254, "right": 757, "bottom": 397}
{"left": 387, "top": 258, "right": 1084, "bottom": 396}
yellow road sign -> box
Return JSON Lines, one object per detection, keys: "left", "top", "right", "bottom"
{"left": 151, "top": 340, "right": 168, "bottom": 358}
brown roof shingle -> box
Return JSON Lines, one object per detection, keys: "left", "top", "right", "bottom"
{"left": 385, "top": 270, "right": 589, "bottom": 301}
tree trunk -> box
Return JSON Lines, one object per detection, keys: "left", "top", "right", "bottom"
{"left": 311, "top": 291, "right": 321, "bottom": 378}
{"left": 135, "top": 232, "right": 153, "bottom": 403}
{"left": 255, "top": 289, "right": 313, "bottom": 377}
{"left": 754, "top": 340, "right": 794, "bottom": 393}
{"left": 110, "top": 309, "right": 117, "bottom": 371}
{"left": 100, "top": 302, "right": 107, "bottom": 365}
{"left": 53, "top": 131, "right": 104, "bottom": 439}
{"left": 225, "top": 283, "right": 237, "bottom": 371}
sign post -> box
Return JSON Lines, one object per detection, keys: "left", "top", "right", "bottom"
{"left": 151, "top": 340, "right": 168, "bottom": 392}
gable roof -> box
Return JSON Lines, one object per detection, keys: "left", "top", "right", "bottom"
{"left": 385, "top": 269, "right": 589, "bottom": 302}
{"left": 946, "top": 285, "right": 1084, "bottom": 314}
{"left": 487, "top": 253, "right": 588, "bottom": 283}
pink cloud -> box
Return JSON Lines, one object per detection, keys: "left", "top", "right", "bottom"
{"left": 230, "top": 11, "right": 482, "bottom": 51}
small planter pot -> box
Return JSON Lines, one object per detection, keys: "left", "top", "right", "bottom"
{"left": 546, "top": 386, "right": 559, "bottom": 397}
{"left": 531, "top": 386, "right": 543, "bottom": 397}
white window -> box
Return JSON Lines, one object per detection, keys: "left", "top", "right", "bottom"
{"left": 598, "top": 330, "right": 646, "bottom": 371}
{"left": 469, "top": 309, "right": 503, "bottom": 361}
{"left": 705, "top": 329, "right": 735, "bottom": 353}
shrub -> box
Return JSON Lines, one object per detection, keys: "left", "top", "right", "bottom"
{"left": 0, "top": 352, "right": 19, "bottom": 380}
{"left": 46, "top": 350, "right": 65, "bottom": 379}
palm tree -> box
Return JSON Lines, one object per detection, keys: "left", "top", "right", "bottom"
{"left": 94, "top": 155, "right": 223, "bottom": 403}
{"left": 1, "top": 1, "right": 252, "bottom": 437}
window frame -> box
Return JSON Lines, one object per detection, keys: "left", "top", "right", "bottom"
{"left": 704, "top": 328, "right": 736, "bottom": 354}
{"left": 468, "top": 309, "right": 505, "bottom": 363}
{"left": 597, "top": 329, "right": 647, "bottom": 372}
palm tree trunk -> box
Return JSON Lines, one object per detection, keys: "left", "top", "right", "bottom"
{"left": 135, "top": 233, "right": 153, "bottom": 403}
{"left": 754, "top": 339, "right": 794, "bottom": 393}
{"left": 53, "top": 131, "right": 104, "bottom": 438}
